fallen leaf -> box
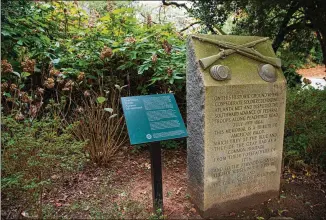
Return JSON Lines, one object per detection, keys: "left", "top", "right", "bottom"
{"left": 84, "top": 206, "right": 90, "bottom": 211}
{"left": 51, "top": 174, "right": 59, "bottom": 179}
{"left": 144, "top": 163, "right": 151, "bottom": 169}
{"left": 21, "top": 211, "right": 28, "bottom": 217}
{"left": 58, "top": 194, "right": 68, "bottom": 201}
{"left": 190, "top": 208, "right": 196, "bottom": 214}
{"left": 119, "top": 192, "right": 127, "bottom": 197}
{"left": 176, "top": 187, "right": 183, "bottom": 195}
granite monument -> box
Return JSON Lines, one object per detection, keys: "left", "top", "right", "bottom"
{"left": 186, "top": 34, "right": 286, "bottom": 217}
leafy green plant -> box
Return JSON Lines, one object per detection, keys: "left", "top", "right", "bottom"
{"left": 1, "top": 1, "right": 188, "bottom": 165}
{"left": 1, "top": 115, "right": 87, "bottom": 218}
{"left": 130, "top": 144, "right": 148, "bottom": 154}
{"left": 149, "top": 208, "right": 166, "bottom": 220}
{"left": 161, "top": 140, "right": 183, "bottom": 150}
{"left": 281, "top": 64, "right": 302, "bottom": 88}
{"left": 284, "top": 87, "right": 326, "bottom": 170}
{"left": 1, "top": 1, "right": 187, "bottom": 120}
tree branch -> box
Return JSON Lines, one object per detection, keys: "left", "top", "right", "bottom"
{"left": 161, "top": 0, "right": 219, "bottom": 35}
{"left": 316, "top": 31, "right": 326, "bottom": 68}
{"left": 207, "top": 24, "right": 217, "bottom": 34}
{"left": 162, "top": 0, "right": 189, "bottom": 11}
{"left": 179, "top": 21, "right": 201, "bottom": 32}
{"left": 140, "top": 13, "right": 158, "bottom": 24}
{"left": 286, "top": 22, "right": 307, "bottom": 32}
{"left": 272, "top": 1, "right": 300, "bottom": 51}
{"left": 213, "top": 24, "right": 226, "bottom": 35}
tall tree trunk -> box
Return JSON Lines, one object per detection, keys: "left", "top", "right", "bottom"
{"left": 272, "top": 1, "right": 299, "bottom": 52}
{"left": 316, "top": 31, "right": 326, "bottom": 68}
{"left": 304, "top": 0, "right": 326, "bottom": 68}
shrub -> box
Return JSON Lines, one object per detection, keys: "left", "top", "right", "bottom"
{"left": 70, "top": 86, "right": 127, "bottom": 166}
{"left": 281, "top": 64, "right": 302, "bottom": 88}
{"left": 278, "top": 49, "right": 303, "bottom": 88}
{"left": 284, "top": 86, "right": 326, "bottom": 170}
{"left": 161, "top": 140, "right": 185, "bottom": 150}
{"left": 1, "top": 115, "right": 87, "bottom": 218}
{"left": 1, "top": 2, "right": 187, "bottom": 142}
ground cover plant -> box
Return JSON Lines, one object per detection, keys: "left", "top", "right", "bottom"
{"left": 1, "top": 115, "right": 87, "bottom": 218}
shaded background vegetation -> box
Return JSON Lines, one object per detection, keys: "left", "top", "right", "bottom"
{"left": 1, "top": 0, "right": 326, "bottom": 218}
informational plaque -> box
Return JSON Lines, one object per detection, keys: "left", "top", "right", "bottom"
{"left": 121, "top": 94, "right": 188, "bottom": 145}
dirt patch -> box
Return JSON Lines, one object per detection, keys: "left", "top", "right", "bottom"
{"left": 122, "top": 149, "right": 326, "bottom": 219}
{"left": 128, "top": 149, "right": 197, "bottom": 219}
{"left": 5, "top": 147, "right": 326, "bottom": 219}
{"left": 298, "top": 65, "right": 326, "bottom": 78}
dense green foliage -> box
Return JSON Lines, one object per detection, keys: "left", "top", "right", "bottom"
{"left": 1, "top": 115, "right": 86, "bottom": 217}
{"left": 1, "top": 0, "right": 186, "bottom": 158}
{"left": 285, "top": 87, "right": 326, "bottom": 170}
{"left": 1, "top": 1, "right": 185, "bottom": 102}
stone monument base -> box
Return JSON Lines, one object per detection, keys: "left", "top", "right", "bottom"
{"left": 194, "top": 190, "right": 278, "bottom": 218}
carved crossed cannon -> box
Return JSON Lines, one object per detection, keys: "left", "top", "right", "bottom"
{"left": 192, "top": 36, "right": 282, "bottom": 70}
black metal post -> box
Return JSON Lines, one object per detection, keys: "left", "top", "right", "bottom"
{"left": 150, "top": 142, "right": 163, "bottom": 215}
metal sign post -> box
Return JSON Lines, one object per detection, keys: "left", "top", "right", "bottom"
{"left": 150, "top": 142, "right": 163, "bottom": 213}
{"left": 121, "top": 94, "right": 188, "bottom": 215}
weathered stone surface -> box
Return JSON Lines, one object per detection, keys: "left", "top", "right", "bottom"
{"left": 186, "top": 35, "right": 206, "bottom": 211}
{"left": 186, "top": 34, "right": 286, "bottom": 218}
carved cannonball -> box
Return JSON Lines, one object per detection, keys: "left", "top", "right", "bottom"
{"left": 258, "top": 64, "right": 277, "bottom": 82}
{"left": 210, "top": 65, "right": 231, "bottom": 81}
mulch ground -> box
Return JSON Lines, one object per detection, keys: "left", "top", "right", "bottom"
{"left": 298, "top": 65, "right": 326, "bottom": 78}
{"left": 3, "top": 147, "right": 326, "bottom": 219}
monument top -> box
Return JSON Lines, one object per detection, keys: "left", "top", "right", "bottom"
{"left": 188, "top": 34, "right": 286, "bottom": 86}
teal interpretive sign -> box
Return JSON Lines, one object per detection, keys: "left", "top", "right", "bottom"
{"left": 121, "top": 94, "right": 188, "bottom": 145}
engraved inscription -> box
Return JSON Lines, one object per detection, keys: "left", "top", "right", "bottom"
{"left": 206, "top": 84, "right": 286, "bottom": 202}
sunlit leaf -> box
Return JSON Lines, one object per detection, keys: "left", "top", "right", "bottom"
{"left": 138, "top": 64, "right": 150, "bottom": 75}
{"left": 21, "top": 72, "right": 31, "bottom": 78}
{"left": 52, "top": 58, "right": 60, "bottom": 64}
{"left": 17, "top": 40, "right": 23, "bottom": 45}
{"left": 34, "top": 66, "right": 41, "bottom": 73}
{"left": 1, "top": 30, "right": 11, "bottom": 36}
{"left": 96, "top": 96, "right": 106, "bottom": 104}
{"left": 13, "top": 72, "right": 20, "bottom": 78}
{"left": 100, "top": 14, "right": 111, "bottom": 21}
{"left": 173, "top": 75, "right": 184, "bottom": 79}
